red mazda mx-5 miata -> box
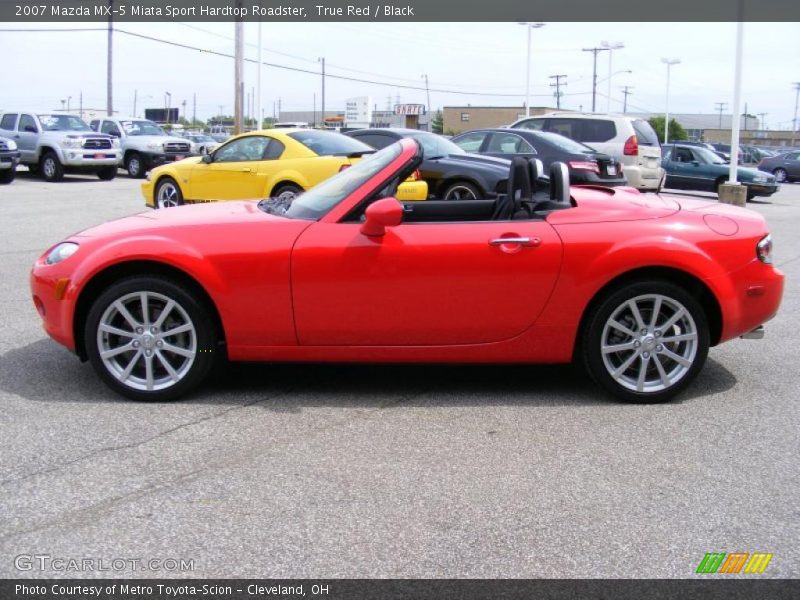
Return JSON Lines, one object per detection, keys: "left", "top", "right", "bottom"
{"left": 31, "top": 138, "right": 783, "bottom": 403}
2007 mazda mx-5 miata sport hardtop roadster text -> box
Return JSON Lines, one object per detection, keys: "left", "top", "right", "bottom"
{"left": 31, "top": 138, "right": 783, "bottom": 403}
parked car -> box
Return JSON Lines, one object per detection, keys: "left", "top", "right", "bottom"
{"left": 30, "top": 138, "right": 783, "bottom": 404}
{"left": 661, "top": 144, "right": 778, "bottom": 199}
{"left": 757, "top": 150, "right": 800, "bottom": 183}
{"left": 0, "top": 112, "right": 120, "bottom": 182}
{"left": 0, "top": 135, "right": 21, "bottom": 184}
{"left": 509, "top": 112, "right": 664, "bottom": 192}
{"left": 345, "top": 128, "right": 510, "bottom": 200}
{"left": 89, "top": 117, "right": 197, "bottom": 178}
{"left": 451, "top": 128, "right": 626, "bottom": 187}
{"left": 180, "top": 132, "right": 220, "bottom": 155}
{"left": 141, "top": 128, "right": 426, "bottom": 209}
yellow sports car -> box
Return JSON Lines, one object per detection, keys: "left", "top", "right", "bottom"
{"left": 142, "top": 128, "right": 426, "bottom": 208}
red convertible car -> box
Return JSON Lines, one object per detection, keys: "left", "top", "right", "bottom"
{"left": 31, "top": 138, "right": 783, "bottom": 403}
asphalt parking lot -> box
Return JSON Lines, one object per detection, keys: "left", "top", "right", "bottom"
{"left": 0, "top": 170, "right": 798, "bottom": 579}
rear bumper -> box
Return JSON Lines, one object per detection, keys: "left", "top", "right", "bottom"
{"left": 570, "top": 171, "right": 627, "bottom": 186}
{"left": 622, "top": 165, "right": 664, "bottom": 191}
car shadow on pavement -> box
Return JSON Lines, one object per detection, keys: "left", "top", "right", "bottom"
{"left": 1, "top": 339, "right": 739, "bottom": 409}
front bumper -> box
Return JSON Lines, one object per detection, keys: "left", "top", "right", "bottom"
{"left": 140, "top": 151, "right": 197, "bottom": 169}
{"left": 61, "top": 149, "right": 121, "bottom": 168}
{"left": 30, "top": 256, "right": 79, "bottom": 352}
{"left": 0, "top": 150, "right": 20, "bottom": 169}
{"left": 744, "top": 182, "right": 779, "bottom": 197}
{"left": 141, "top": 179, "right": 155, "bottom": 208}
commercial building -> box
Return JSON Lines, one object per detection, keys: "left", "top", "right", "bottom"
{"left": 442, "top": 106, "right": 562, "bottom": 135}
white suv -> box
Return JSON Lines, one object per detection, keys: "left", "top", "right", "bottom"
{"left": 510, "top": 112, "right": 664, "bottom": 192}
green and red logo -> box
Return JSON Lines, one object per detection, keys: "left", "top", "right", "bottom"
{"left": 696, "top": 552, "right": 773, "bottom": 574}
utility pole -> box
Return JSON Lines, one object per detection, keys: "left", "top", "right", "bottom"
{"left": 181, "top": 99, "right": 187, "bottom": 124}
{"left": 422, "top": 74, "right": 431, "bottom": 128}
{"left": 791, "top": 82, "right": 800, "bottom": 147}
{"left": 192, "top": 93, "right": 197, "bottom": 126}
{"left": 583, "top": 47, "right": 609, "bottom": 112}
{"left": 743, "top": 102, "right": 748, "bottom": 131}
{"left": 234, "top": 2, "right": 244, "bottom": 135}
{"left": 714, "top": 102, "right": 728, "bottom": 129}
{"left": 757, "top": 112, "right": 767, "bottom": 130}
{"left": 106, "top": 0, "right": 113, "bottom": 116}
{"left": 313, "top": 93, "right": 316, "bottom": 128}
{"left": 133, "top": 90, "right": 137, "bottom": 119}
{"left": 79, "top": 91, "right": 83, "bottom": 120}
{"left": 549, "top": 74, "right": 567, "bottom": 109}
{"left": 256, "top": 15, "right": 262, "bottom": 130}
{"left": 319, "top": 57, "right": 326, "bottom": 128}
{"left": 621, "top": 85, "right": 633, "bottom": 113}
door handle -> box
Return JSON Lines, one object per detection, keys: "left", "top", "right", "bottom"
{"left": 489, "top": 237, "right": 540, "bottom": 247}
{"left": 240, "top": 167, "right": 252, "bottom": 173}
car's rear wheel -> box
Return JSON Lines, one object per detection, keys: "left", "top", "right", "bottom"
{"left": 443, "top": 181, "right": 480, "bottom": 201}
{"left": 40, "top": 152, "right": 64, "bottom": 182}
{"left": 85, "top": 277, "right": 218, "bottom": 401}
{"left": 97, "top": 166, "right": 117, "bottom": 181}
{"left": 155, "top": 178, "right": 184, "bottom": 209}
{"left": 126, "top": 152, "right": 146, "bottom": 179}
{"left": 773, "top": 168, "right": 787, "bottom": 183}
{"left": 0, "top": 168, "right": 15, "bottom": 184}
{"left": 272, "top": 183, "right": 302, "bottom": 201}
{"left": 582, "top": 281, "right": 709, "bottom": 403}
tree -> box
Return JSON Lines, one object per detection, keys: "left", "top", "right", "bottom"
{"left": 431, "top": 109, "right": 443, "bottom": 134}
{"left": 648, "top": 116, "right": 688, "bottom": 143}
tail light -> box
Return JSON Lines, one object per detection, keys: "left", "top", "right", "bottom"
{"left": 623, "top": 135, "right": 638, "bottom": 156}
{"left": 338, "top": 163, "right": 351, "bottom": 172}
{"left": 412, "top": 169, "right": 421, "bottom": 181}
{"left": 756, "top": 234, "right": 773, "bottom": 264}
{"left": 568, "top": 160, "right": 599, "bottom": 173}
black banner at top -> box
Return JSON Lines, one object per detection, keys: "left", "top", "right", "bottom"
{"left": 1, "top": 0, "right": 799, "bottom": 22}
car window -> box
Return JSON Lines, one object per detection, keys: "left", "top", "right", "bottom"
{"left": 513, "top": 118, "right": 544, "bottom": 131}
{"left": 453, "top": 131, "right": 488, "bottom": 152}
{"left": 0, "top": 113, "right": 18, "bottom": 131}
{"left": 101, "top": 121, "right": 119, "bottom": 135}
{"left": 19, "top": 114, "right": 38, "bottom": 133}
{"left": 632, "top": 120, "right": 659, "bottom": 146}
{"left": 406, "top": 132, "right": 466, "bottom": 158}
{"left": 693, "top": 147, "right": 726, "bottom": 165}
{"left": 351, "top": 133, "right": 394, "bottom": 150}
{"left": 264, "top": 138, "right": 285, "bottom": 160}
{"left": 214, "top": 136, "right": 272, "bottom": 162}
{"left": 486, "top": 132, "right": 534, "bottom": 154}
{"left": 288, "top": 130, "right": 372, "bottom": 156}
{"left": 674, "top": 148, "right": 695, "bottom": 163}
{"left": 90, "top": 120, "right": 100, "bottom": 131}
{"left": 786, "top": 152, "right": 800, "bottom": 161}
{"left": 119, "top": 120, "right": 166, "bottom": 136}
{"left": 577, "top": 119, "right": 617, "bottom": 143}
{"left": 536, "top": 131, "right": 595, "bottom": 154}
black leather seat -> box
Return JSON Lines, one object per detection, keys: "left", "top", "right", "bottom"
{"left": 493, "top": 157, "right": 530, "bottom": 220}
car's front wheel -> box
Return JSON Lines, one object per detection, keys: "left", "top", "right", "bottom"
{"left": 272, "top": 183, "right": 302, "bottom": 201}
{"left": 126, "top": 152, "right": 146, "bottom": 178}
{"left": 85, "top": 276, "right": 218, "bottom": 401}
{"left": 582, "top": 281, "right": 709, "bottom": 403}
{"left": 773, "top": 168, "right": 788, "bottom": 183}
{"left": 155, "top": 178, "right": 184, "bottom": 209}
{"left": 97, "top": 166, "right": 117, "bottom": 181}
{"left": 443, "top": 181, "right": 480, "bottom": 201}
{"left": 40, "top": 152, "right": 64, "bottom": 182}
{"left": 0, "top": 168, "right": 15, "bottom": 184}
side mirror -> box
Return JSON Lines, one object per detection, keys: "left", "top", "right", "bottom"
{"left": 202, "top": 154, "right": 213, "bottom": 164}
{"left": 360, "top": 197, "right": 403, "bottom": 237}
{"left": 691, "top": 160, "right": 700, "bottom": 166}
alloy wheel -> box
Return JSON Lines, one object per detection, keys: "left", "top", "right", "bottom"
{"left": 157, "top": 181, "right": 180, "bottom": 208}
{"left": 445, "top": 185, "right": 478, "bottom": 201}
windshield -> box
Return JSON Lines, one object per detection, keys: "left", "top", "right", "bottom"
{"left": 406, "top": 132, "right": 465, "bottom": 158}
{"left": 120, "top": 120, "right": 167, "bottom": 136}
{"left": 694, "top": 147, "right": 727, "bottom": 164}
{"left": 274, "top": 142, "right": 404, "bottom": 221}
{"left": 38, "top": 115, "right": 91, "bottom": 131}
{"left": 288, "top": 130, "right": 372, "bottom": 156}
{"left": 536, "top": 131, "right": 595, "bottom": 154}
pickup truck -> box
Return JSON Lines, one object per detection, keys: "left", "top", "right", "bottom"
{"left": 0, "top": 135, "right": 21, "bottom": 184}
{"left": 0, "top": 112, "right": 121, "bottom": 182}
{"left": 90, "top": 117, "right": 196, "bottom": 178}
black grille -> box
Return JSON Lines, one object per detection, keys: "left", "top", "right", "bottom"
{"left": 83, "top": 138, "right": 112, "bottom": 150}
{"left": 165, "top": 142, "right": 190, "bottom": 153}
{"left": 0, "top": 141, "right": 7, "bottom": 151}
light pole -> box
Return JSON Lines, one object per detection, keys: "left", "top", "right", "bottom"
{"left": 601, "top": 41, "right": 624, "bottom": 112}
{"left": 791, "top": 82, "right": 800, "bottom": 147}
{"left": 318, "top": 57, "right": 326, "bottom": 127}
{"left": 60, "top": 99, "right": 66, "bottom": 111}
{"left": 422, "top": 74, "right": 431, "bottom": 129}
{"left": 661, "top": 58, "right": 680, "bottom": 144}
{"left": 164, "top": 92, "right": 172, "bottom": 125}
{"left": 519, "top": 22, "right": 545, "bottom": 117}
{"left": 67, "top": 96, "right": 72, "bottom": 112}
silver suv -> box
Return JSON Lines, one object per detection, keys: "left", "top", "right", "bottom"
{"left": 90, "top": 117, "right": 196, "bottom": 178}
{"left": 510, "top": 112, "right": 664, "bottom": 192}
{"left": 0, "top": 112, "right": 121, "bottom": 182}
{"left": 0, "top": 135, "right": 21, "bottom": 184}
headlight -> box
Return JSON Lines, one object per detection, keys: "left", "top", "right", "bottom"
{"left": 6, "top": 139, "right": 17, "bottom": 150}
{"left": 62, "top": 138, "right": 82, "bottom": 149}
{"left": 752, "top": 175, "right": 767, "bottom": 183}
{"left": 146, "top": 142, "right": 163, "bottom": 151}
{"left": 45, "top": 242, "right": 79, "bottom": 265}
{"left": 756, "top": 234, "right": 772, "bottom": 264}
{"left": 111, "top": 138, "right": 121, "bottom": 148}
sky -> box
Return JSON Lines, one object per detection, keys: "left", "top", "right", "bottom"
{"left": 1, "top": 21, "right": 799, "bottom": 129}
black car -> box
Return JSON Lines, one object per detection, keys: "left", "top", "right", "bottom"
{"left": 451, "top": 128, "right": 626, "bottom": 187}
{"left": 0, "top": 136, "right": 21, "bottom": 184}
{"left": 344, "top": 128, "right": 509, "bottom": 200}
{"left": 757, "top": 150, "right": 800, "bottom": 183}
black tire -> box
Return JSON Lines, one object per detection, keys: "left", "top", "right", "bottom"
{"left": 97, "top": 166, "right": 118, "bottom": 181}
{"left": 0, "top": 168, "right": 15, "bottom": 184}
{"left": 773, "top": 168, "right": 787, "bottom": 183}
{"left": 84, "top": 276, "right": 219, "bottom": 402}
{"left": 126, "top": 152, "right": 146, "bottom": 179}
{"left": 271, "top": 182, "right": 303, "bottom": 201}
{"left": 27, "top": 163, "right": 39, "bottom": 176}
{"left": 581, "top": 280, "right": 710, "bottom": 403}
{"left": 40, "top": 152, "right": 64, "bottom": 182}
{"left": 442, "top": 181, "right": 481, "bottom": 201}
{"left": 155, "top": 177, "right": 184, "bottom": 209}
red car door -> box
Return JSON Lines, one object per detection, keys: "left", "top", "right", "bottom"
{"left": 290, "top": 219, "right": 563, "bottom": 346}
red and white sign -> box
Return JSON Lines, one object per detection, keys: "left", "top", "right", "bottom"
{"left": 394, "top": 104, "right": 427, "bottom": 116}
